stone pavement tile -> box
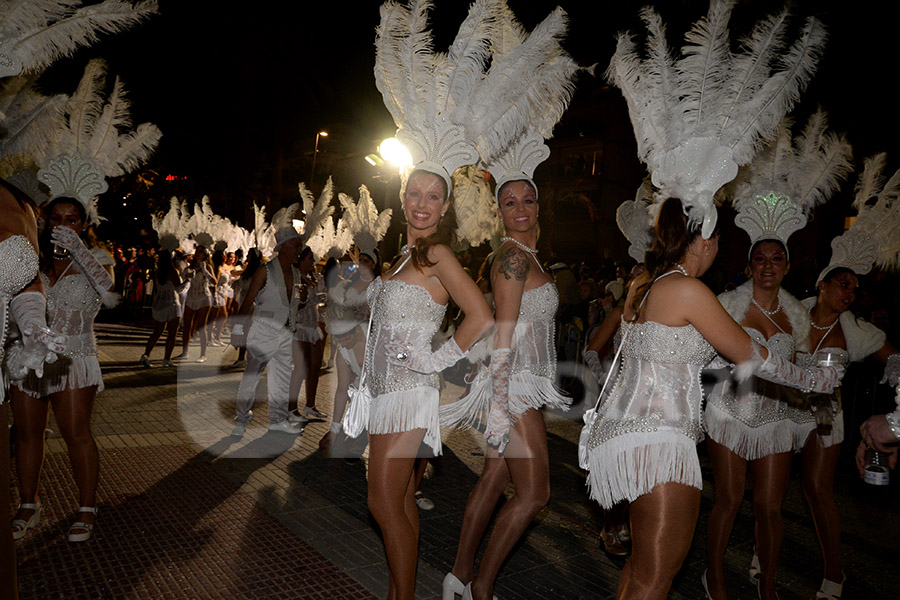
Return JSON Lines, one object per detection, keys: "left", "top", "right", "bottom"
{"left": 11, "top": 445, "right": 375, "bottom": 600}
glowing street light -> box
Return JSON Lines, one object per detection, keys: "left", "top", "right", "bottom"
{"left": 310, "top": 130, "right": 328, "bottom": 186}
{"left": 379, "top": 137, "right": 412, "bottom": 170}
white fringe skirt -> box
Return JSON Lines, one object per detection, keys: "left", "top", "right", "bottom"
{"left": 369, "top": 386, "right": 441, "bottom": 456}
{"left": 705, "top": 401, "right": 816, "bottom": 459}
{"left": 585, "top": 429, "right": 702, "bottom": 509}
{"left": 13, "top": 354, "right": 104, "bottom": 397}
{"left": 440, "top": 371, "right": 570, "bottom": 430}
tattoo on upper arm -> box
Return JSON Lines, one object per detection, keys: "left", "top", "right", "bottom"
{"left": 496, "top": 247, "right": 530, "bottom": 281}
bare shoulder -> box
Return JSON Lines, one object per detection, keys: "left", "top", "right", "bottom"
{"left": 492, "top": 244, "right": 531, "bottom": 282}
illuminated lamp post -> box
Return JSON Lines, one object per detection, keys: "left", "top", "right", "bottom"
{"left": 310, "top": 130, "right": 328, "bottom": 187}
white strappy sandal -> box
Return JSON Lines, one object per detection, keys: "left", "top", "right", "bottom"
{"left": 68, "top": 506, "right": 98, "bottom": 542}
{"left": 11, "top": 502, "right": 41, "bottom": 540}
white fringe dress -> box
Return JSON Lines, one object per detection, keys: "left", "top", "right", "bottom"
{"left": 363, "top": 273, "right": 447, "bottom": 456}
{"left": 585, "top": 318, "right": 716, "bottom": 509}
{"left": 14, "top": 249, "right": 113, "bottom": 397}
{"left": 704, "top": 282, "right": 814, "bottom": 458}
{"left": 441, "top": 282, "right": 569, "bottom": 429}
{"left": 794, "top": 297, "right": 886, "bottom": 448}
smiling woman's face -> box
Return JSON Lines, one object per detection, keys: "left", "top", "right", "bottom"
{"left": 749, "top": 240, "right": 788, "bottom": 290}
{"left": 403, "top": 170, "right": 448, "bottom": 233}
{"left": 818, "top": 270, "right": 858, "bottom": 314}
{"left": 497, "top": 180, "right": 538, "bottom": 234}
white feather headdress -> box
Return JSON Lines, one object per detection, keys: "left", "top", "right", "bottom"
{"left": 463, "top": 4, "right": 582, "bottom": 199}
{"left": 0, "top": 0, "right": 158, "bottom": 79}
{"left": 374, "top": 0, "right": 486, "bottom": 191}
{"left": 35, "top": 59, "right": 161, "bottom": 225}
{"left": 338, "top": 184, "right": 392, "bottom": 258}
{"left": 729, "top": 109, "right": 853, "bottom": 254}
{"left": 298, "top": 177, "right": 335, "bottom": 246}
{"left": 607, "top": 0, "right": 827, "bottom": 239}
{"left": 817, "top": 153, "right": 900, "bottom": 283}
{"left": 616, "top": 178, "right": 656, "bottom": 262}
{"left": 0, "top": 75, "right": 66, "bottom": 168}
{"left": 150, "top": 197, "right": 188, "bottom": 252}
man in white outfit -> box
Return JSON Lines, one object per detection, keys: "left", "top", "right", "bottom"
{"left": 230, "top": 227, "right": 304, "bottom": 436}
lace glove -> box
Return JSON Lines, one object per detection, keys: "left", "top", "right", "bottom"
{"left": 879, "top": 354, "right": 900, "bottom": 387}
{"left": 485, "top": 348, "right": 512, "bottom": 455}
{"left": 51, "top": 226, "right": 116, "bottom": 305}
{"left": 584, "top": 349, "right": 603, "bottom": 381}
{"left": 755, "top": 350, "right": 843, "bottom": 394}
{"left": 385, "top": 336, "right": 464, "bottom": 375}
{"left": 8, "top": 291, "right": 65, "bottom": 379}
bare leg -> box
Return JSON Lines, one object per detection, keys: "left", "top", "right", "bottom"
{"left": 180, "top": 306, "right": 196, "bottom": 356}
{"left": 9, "top": 387, "right": 50, "bottom": 528}
{"left": 288, "top": 339, "right": 308, "bottom": 413}
{"left": 617, "top": 482, "right": 701, "bottom": 600}
{"left": 800, "top": 432, "right": 843, "bottom": 583}
{"left": 50, "top": 386, "right": 100, "bottom": 532}
{"left": 143, "top": 320, "right": 166, "bottom": 356}
{"left": 0, "top": 406, "right": 19, "bottom": 600}
{"left": 470, "top": 409, "right": 549, "bottom": 600}
{"left": 368, "top": 429, "right": 427, "bottom": 600}
{"left": 305, "top": 335, "right": 325, "bottom": 409}
{"left": 163, "top": 318, "right": 180, "bottom": 361}
{"left": 197, "top": 305, "right": 211, "bottom": 359}
{"left": 749, "top": 451, "right": 792, "bottom": 600}
{"left": 320, "top": 347, "right": 352, "bottom": 449}
{"left": 705, "top": 438, "right": 749, "bottom": 600}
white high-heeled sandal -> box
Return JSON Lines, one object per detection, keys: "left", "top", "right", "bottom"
{"left": 442, "top": 573, "right": 498, "bottom": 600}
{"left": 816, "top": 574, "right": 845, "bottom": 599}
{"left": 11, "top": 502, "right": 41, "bottom": 540}
{"left": 68, "top": 506, "right": 98, "bottom": 542}
{"left": 749, "top": 549, "right": 761, "bottom": 582}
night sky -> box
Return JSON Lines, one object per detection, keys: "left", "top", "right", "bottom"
{"left": 35, "top": 0, "right": 900, "bottom": 215}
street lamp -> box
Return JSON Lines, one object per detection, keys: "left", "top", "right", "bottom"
{"left": 379, "top": 137, "right": 412, "bottom": 170}
{"left": 310, "top": 130, "right": 328, "bottom": 187}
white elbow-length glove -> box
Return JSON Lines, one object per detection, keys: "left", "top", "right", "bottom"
{"left": 51, "top": 226, "right": 116, "bottom": 305}
{"left": 8, "top": 291, "right": 65, "bottom": 379}
{"left": 584, "top": 349, "right": 603, "bottom": 381}
{"left": 879, "top": 354, "right": 900, "bottom": 387}
{"left": 755, "top": 350, "right": 843, "bottom": 394}
{"left": 485, "top": 347, "right": 512, "bottom": 455}
{"left": 386, "top": 336, "right": 464, "bottom": 374}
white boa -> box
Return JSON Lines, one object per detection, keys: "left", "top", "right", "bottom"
{"left": 801, "top": 297, "right": 886, "bottom": 362}
{"left": 718, "top": 281, "right": 809, "bottom": 350}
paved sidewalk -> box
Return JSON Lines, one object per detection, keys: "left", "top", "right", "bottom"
{"left": 7, "top": 320, "right": 900, "bottom": 599}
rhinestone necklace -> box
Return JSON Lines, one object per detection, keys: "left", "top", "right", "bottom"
{"left": 751, "top": 297, "right": 781, "bottom": 316}
{"left": 673, "top": 263, "right": 689, "bottom": 277}
{"left": 500, "top": 236, "right": 538, "bottom": 254}
{"left": 808, "top": 306, "right": 839, "bottom": 331}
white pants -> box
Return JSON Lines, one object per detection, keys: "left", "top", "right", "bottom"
{"left": 235, "top": 319, "right": 293, "bottom": 425}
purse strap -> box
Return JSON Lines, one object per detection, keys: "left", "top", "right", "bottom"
{"left": 589, "top": 325, "right": 629, "bottom": 413}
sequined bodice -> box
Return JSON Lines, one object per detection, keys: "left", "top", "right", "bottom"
{"left": 0, "top": 236, "right": 38, "bottom": 296}
{"left": 364, "top": 277, "right": 447, "bottom": 396}
{"left": 512, "top": 283, "right": 559, "bottom": 378}
{"left": 43, "top": 271, "right": 100, "bottom": 356}
{"left": 622, "top": 319, "right": 716, "bottom": 364}
{"left": 588, "top": 320, "right": 716, "bottom": 448}
{"left": 745, "top": 327, "right": 794, "bottom": 359}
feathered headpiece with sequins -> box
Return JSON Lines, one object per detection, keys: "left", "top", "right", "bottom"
{"left": 729, "top": 109, "right": 853, "bottom": 256}
{"left": 817, "top": 153, "right": 900, "bottom": 283}
{"left": 338, "top": 184, "right": 392, "bottom": 259}
{"left": 35, "top": 59, "right": 161, "bottom": 225}
{"left": 607, "top": 0, "right": 827, "bottom": 239}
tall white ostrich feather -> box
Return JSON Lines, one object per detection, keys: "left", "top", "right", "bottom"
{"left": 338, "top": 184, "right": 392, "bottom": 257}
{"left": 606, "top": 0, "right": 827, "bottom": 238}
{"left": 0, "top": 0, "right": 158, "bottom": 79}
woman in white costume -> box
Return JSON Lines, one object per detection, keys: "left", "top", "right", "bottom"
{"left": 583, "top": 198, "right": 841, "bottom": 599}
{"left": 704, "top": 111, "right": 854, "bottom": 600}
{"left": 141, "top": 247, "right": 187, "bottom": 367}
{"left": 177, "top": 245, "right": 216, "bottom": 362}
{"left": 319, "top": 251, "right": 379, "bottom": 451}
{"left": 10, "top": 197, "right": 117, "bottom": 544}
{"left": 441, "top": 177, "right": 569, "bottom": 600}
{"left": 793, "top": 155, "right": 900, "bottom": 600}
{"left": 364, "top": 168, "right": 492, "bottom": 599}
{"left": 288, "top": 245, "right": 327, "bottom": 420}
